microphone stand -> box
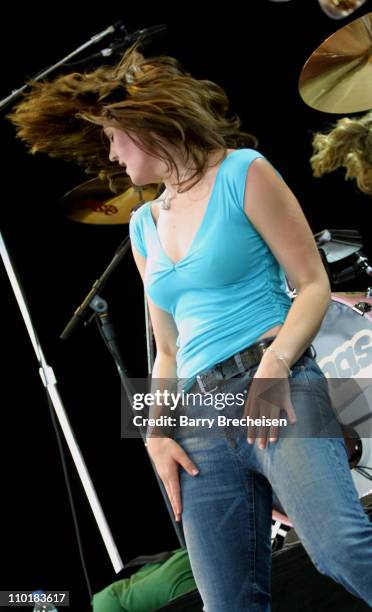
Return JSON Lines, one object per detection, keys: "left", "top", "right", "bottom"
{"left": 0, "top": 231, "right": 124, "bottom": 573}
{"left": 61, "top": 235, "right": 186, "bottom": 548}
{"left": 0, "top": 20, "right": 129, "bottom": 110}
{"left": 64, "top": 25, "right": 167, "bottom": 69}
{"left": 0, "top": 21, "right": 166, "bottom": 111}
{"left": 0, "top": 20, "right": 146, "bottom": 583}
{"left": 1, "top": 18, "right": 183, "bottom": 564}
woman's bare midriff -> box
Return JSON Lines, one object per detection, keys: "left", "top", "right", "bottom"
{"left": 258, "top": 323, "right": 283, "bottom": 340}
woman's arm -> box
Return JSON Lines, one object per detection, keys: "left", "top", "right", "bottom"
{"left": 131, "top": 245, "right": 179, "bottom": 370}
{"left": 131, "top": 244, "right": 199, "bottom": 522}
{"left": 244, "top": 158, "right": 331, "bottom": 372}
{"left": 131, "top": 244, "right": 179, "bottom": 429}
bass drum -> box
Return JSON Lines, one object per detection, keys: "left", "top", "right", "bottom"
{"left": 272, "top": 292, "right": 372, "bottom": 528}
{"left": 312, "top": 292, "right": 372, "bottom": 500}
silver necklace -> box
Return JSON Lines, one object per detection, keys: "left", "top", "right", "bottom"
{"left": 160, "top": 189, "right": 172, "bottom": 210}
{"left": 160, "top": 170, "right": 191, "bottom": 211}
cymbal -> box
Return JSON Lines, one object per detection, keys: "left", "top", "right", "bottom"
{"left": 61, "top": 178, "right": 159, "bottom": 225}
{"left": 299, "top": 12, "right": 372, "bottom": 113}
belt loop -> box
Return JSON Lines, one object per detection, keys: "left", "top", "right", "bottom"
{"left": 234, "top": 352, "right": 246, "bottom": 374}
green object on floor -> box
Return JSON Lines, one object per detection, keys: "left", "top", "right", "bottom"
{"left": 92, "top": 547, "right": 196, "bottom": 612}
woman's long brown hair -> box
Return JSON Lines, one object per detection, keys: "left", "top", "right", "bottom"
{"left": 8, "top": 41, "right": 257, "bottom": 193}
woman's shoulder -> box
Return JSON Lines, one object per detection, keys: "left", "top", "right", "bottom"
{"left": 225, "top": 148, "right": 265, "bottom": 164}
{"left": 129, "top": 199, "right": 152, "bottom": 226}
{"left": 221, "top": 148, "right": 267, "bottom": 182}
{"left": 219, "top": 149, "right": 273, "bottom": 210}
{"left": 129, "top": 198, "right": 157, "bottom": 258}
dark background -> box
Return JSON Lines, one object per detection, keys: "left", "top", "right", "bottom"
{"left": 1, "top": 2, "right": 371, "bottom": 610}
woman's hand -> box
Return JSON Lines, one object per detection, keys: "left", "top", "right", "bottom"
{"left": 244, "top": 358, "right": 297, "bottom": 449}
{"left": 146, "top": 437, "right": 199, "bottom": 521}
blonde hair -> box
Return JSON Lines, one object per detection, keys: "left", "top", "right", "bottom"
{"left": 7, "top": 42, "right": 257, "bottom": 193}
{"left": 310, "top": 112, "right": 372, "bottom": 196}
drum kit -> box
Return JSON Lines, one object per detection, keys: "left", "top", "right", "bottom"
{"left": 59, "top": 10, "right": 372, "bottom": 545}
{"left": 61, "top": 177, "right": 159, "bottom": 225}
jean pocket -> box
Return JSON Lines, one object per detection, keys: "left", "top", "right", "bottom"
{"left": 301, "top": 356, "right": 328, "bottom": 390}
{"left": 289, "top": 355, "right": 324, "bottom": 387}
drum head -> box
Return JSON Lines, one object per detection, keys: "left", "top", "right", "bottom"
{"left": 272, "top": 293, "right": 372, "bottom": 528}
{"left": 312, "top": 294, "right": 372, "bottom": 499}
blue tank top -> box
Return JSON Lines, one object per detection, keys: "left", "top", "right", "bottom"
{"left": 129, "top": 148, "right": 292, "bottom": 384}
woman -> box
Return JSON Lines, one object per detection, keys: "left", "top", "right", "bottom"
{"left": 9, "top": 43, "right": 372, "bottom": 611}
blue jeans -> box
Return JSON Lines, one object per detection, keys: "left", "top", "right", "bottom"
{"left": 174, "top": 354, "right": 372, "bottom": 611}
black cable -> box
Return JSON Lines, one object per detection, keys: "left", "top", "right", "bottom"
{"left": 64, "top": 40, "right": 128, "bottom": 68}
{"left": 355, "top": 465, "right": 372, "bottom": 482}
{"left": 45, "top": 391, "right": 93, "bottom": 602}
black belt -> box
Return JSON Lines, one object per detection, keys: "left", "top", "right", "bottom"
{"left": 195, "top": 336, "right": 314, "bottom": 393}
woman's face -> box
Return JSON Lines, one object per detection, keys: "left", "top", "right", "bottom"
{"left": 104, "top": 126, "right": 168, "bottom": 185}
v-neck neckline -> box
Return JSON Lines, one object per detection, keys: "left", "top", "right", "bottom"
{"left": 147, "top": 150, "right": 234, "bottom": 267}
